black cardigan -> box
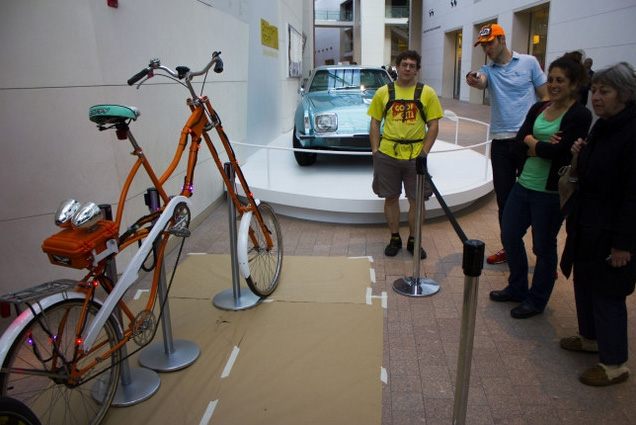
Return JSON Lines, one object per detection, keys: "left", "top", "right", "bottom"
{"left": 576, "top": 102, "right": 636, "bottom": 252}
{"left": 560, "top": 102, "right": 636, "bottom": 293}
{"left": 515, "top": 100, "right": 592, "bottom": 191}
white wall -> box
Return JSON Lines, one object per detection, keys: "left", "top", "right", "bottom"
{"left": 315, "top": 28, "right": 342, "bottom": 65}
{"left": 0, "top": 0, "right": 304, "bottom": 292}
{"left": 419, "top": 0, "right": 636, "bottom": 102}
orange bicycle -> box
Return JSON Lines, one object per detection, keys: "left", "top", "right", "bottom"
{"left": 0, "top": 51, "right": 283, "bottom": 425}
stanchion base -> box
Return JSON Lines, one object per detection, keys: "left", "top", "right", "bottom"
{"left": 213, "top": 288, "right": 262, "bottom": 311}
{"left": 138, "top": 339, "right": 200, "bottom": 372}
{"left": 111, "top": 367, "right": 160, "bottom": 407}
{"left": 393, "top": 276, "right": 440, "bottom": 297}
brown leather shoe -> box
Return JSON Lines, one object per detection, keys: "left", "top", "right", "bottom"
{"left": 579, "top": 363, "right": 630, "bottom": 386}
{"left": 560, "top": 335, "right": 598, "bottom": 353}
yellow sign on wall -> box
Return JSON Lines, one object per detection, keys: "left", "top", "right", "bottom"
{"left": 261, "top": 18, "right": 279, "bottom": 50}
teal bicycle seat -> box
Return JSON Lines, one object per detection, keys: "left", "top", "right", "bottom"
{"left": 89, "top": 104, "right": 140, "bottom": 125}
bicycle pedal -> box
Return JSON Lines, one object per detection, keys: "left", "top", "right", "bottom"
{"left": 167, "top": 226, "right": 191, "bottom": 238}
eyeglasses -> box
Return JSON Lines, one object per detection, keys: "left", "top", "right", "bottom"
{"left": 400, "top": 62, "right": 417, "bottom": 69}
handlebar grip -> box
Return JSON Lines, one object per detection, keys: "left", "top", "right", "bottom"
{"left": 213, "top": 57, "right": 223, "bottom": 74}
{"left": 127, "top": 68, "right": 150, "bottom": 86}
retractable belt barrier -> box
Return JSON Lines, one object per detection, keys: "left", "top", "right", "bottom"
{"left": 391, "top": 156, "right": 484, "bottom": 425}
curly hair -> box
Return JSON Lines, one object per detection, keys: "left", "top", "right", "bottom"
{"left": 549, "top": 52, "right": 589, "bottom": 89}
{"left": 395, "top": 50, "right": 421, "bottom": 70}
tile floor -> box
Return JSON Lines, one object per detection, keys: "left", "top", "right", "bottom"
{"left": 3, "top": 99, "right": 635, "bottom": 424}
{"left": 179, "top": 98, "right": 636, "bottom": 424}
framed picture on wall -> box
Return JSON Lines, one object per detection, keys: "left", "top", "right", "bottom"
{"left": 288, "top": 24, "right": 302, "bottom": 78}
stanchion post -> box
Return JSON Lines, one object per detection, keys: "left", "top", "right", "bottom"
{"left": 393, "top": 155, "right": 440, "bottom": 297}
{"left": 95, "top": 204, "right": 160, "bottom": 406}
{"left": 452, "top": 239, "right": 485, "bottom": 424}
{"left": 138, "top": 189, "right": 200, "bottom": 372}
{"left": 212, "top": 162, "right": 262, "bottom": 310}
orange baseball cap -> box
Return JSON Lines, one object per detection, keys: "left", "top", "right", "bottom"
{"left": 474, "top": 24, "right": 505, "bottom": 46}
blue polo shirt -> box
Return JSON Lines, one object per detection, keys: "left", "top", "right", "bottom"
{"left": 479, "top": 52, "right": 547, "bottom": 134}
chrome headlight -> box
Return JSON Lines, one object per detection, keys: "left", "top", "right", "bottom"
{"left": 314, "top": 113, "right": 338, "bottom": 133}
{"left": 55, "top": 199, "right": 81, "bottom": 227}
{"left": 72, "top": 202, "right": 103, "bottom": 229}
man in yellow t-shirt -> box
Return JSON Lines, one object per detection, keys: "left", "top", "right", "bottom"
{"left": 368, "top": 50, "right": 443, "bottom": 258}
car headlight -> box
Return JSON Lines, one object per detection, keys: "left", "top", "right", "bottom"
{"left": 314, "top": 114, "right": 338, "bottom": 133}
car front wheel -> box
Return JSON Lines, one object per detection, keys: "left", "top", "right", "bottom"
{"left": 293, "top": 127, "right": 317, "bottom": 166}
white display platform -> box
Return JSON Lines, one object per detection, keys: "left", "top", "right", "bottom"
{"left": 236, "top": 129, "right": 492, "bottom": 224}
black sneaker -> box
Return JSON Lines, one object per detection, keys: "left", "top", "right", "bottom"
{"left": 384, "top": 236, "right": 402, "bottom": 256}
{"left": 407, "top": 237, "right": 427, "bottom": 259}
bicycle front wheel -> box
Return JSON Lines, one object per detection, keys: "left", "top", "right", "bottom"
{"left": 0, "top": 396, "right": 42, "bottom": 425}
{"left": 1, "top": 299, "right": 121, "bottom": 425}
{"left": 237, "top": 202, "right": 283, "bottom": 297}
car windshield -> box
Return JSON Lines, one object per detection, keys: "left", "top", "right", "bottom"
{"left": 308, "top": 69, "right": 392, "bottom": 93}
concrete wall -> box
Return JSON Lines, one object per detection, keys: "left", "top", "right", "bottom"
{"left": 360, "top": 0, "right": 386, "bottom": 65}
{"left": 0, "top": 0, "right": 306, "bottom": 292}
{"left": 419, "top": 0, "right": 636, "bottom": 103}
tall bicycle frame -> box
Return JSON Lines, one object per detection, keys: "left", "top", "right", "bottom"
{"left": 0, "top": 52, "right": 283, "bottom": 425}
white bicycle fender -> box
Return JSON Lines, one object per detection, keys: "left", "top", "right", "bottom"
{"left": 81, "top": 195, "right": 190, "bottom": 351}
{"left": 237, "top": 210, "right": 252, "bottom": 280}
{"left": 0, "top": 292, "right": 93, "bottom": 367}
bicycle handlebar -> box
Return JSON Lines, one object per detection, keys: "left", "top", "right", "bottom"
{"left": 127, "top": 51, "right": 224, "bottom": 87}
{"left": 127, "top": 68, "right": 150, "bottom": 86}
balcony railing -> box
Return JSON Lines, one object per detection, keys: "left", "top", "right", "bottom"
{"left": 386, "top": 6, "right": 408, "bottom": 18}
{"left": 316, "top": 7, "right": 407, "bottom": 22}
{"left": 315, "top": 9, "right": 353, "bottom": 22}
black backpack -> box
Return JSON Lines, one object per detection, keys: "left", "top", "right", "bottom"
{"left": 382, "top": 82, "right": 428, "bottom": 123}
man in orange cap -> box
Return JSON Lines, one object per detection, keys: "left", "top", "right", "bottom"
{"left": 467, "top": 23, "right": 548, "bottom": 266}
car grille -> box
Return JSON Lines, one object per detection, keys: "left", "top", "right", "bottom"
{"left": 323, "top": 137, "right": 370, "bottom": 149}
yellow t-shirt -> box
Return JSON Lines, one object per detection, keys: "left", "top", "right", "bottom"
{"left": 368, "top": 83, "right": 443, "bottom": 159}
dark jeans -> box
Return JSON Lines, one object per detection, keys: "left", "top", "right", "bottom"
{"left": 573, "top": 281, "right": 628, "bottom": 365}
{"left": 491, "top": 138, "right": 526, "bottom": 230}
{"left": 501, "top": 183, "right": 564, "bottom": 311}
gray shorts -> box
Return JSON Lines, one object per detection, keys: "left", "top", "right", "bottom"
{"left": 372, "top": 151, "right": 432, "bottom": 200}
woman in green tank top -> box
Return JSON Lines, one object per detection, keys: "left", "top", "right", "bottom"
{"left": 488, "top": 54, "right": 592, "bottom": 319}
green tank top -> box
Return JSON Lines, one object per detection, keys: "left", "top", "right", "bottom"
{"left": 518, "top": 110, "right": 565, "bottom": 192}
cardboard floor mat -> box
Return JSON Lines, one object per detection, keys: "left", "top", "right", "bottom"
{"left": 104, "top": 255, "right": 382, "bottom": 425}
{"left": 168, "top": 254, "right": 374, "bottom": 304}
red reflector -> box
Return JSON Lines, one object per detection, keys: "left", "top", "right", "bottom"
{"left": 1, "top": 302, "right": 10, "bottom": 318}
{"left": 116, "top": 129, "right": 128, "bottom": 140}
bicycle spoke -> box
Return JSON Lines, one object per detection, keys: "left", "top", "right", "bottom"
{"left": 1, "top": 300, "right": 120, "bottom": 425}
{"left": 242, "top": 202, "right": 283, "bottom": 297}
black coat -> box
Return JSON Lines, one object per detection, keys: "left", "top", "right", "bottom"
{"left": 561, "top": 102, "right": 636, "bottom": 297}
{"left": 515, "top": 100, "right": 592, "bottom": 191}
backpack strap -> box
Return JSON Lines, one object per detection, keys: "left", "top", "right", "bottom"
{"left": 413, "top": 82, "right": 427, "bottom": 123}
{"left": 382, "top": 82, "right": 396, "bottom": 120}
{"left": 382, "top": 82, "right": 427, "bottom": 123}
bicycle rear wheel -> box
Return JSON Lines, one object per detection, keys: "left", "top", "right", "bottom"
{"left": 237, "top": 202, "right": 283, "bottom": 297}
{"left": 0, "top": 299, "right": 121, "bottom": 425}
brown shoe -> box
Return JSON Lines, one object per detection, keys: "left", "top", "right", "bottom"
{"left": 560, "top": 335, "right": 598, "bottom": 353}
{"left": 579, "top": 363, "right": 630, "bottom": 387}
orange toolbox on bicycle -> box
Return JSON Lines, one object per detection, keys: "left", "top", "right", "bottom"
{"left": 42, "top": 220, "right": 118, "bottom": 269}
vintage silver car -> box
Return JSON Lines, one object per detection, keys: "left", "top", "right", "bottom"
{"left": 292, "top": 65, "right": 393, "bottom": 166}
